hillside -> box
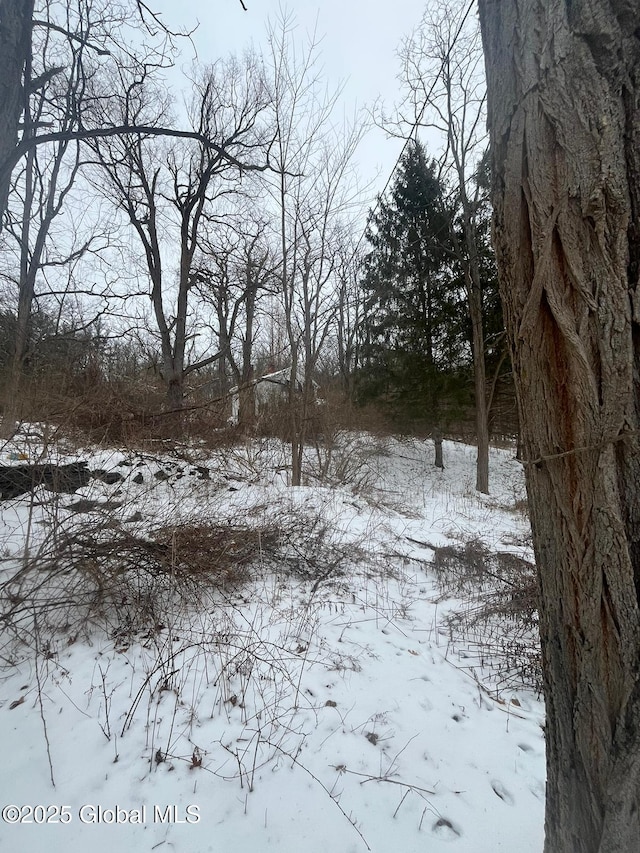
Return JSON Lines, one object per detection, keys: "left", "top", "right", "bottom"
{"left": 0, "top": 428, "right": 544, "bottom": 853}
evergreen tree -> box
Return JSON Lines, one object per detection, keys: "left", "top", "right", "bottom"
{"left": 358, "top": 140, "right": 468, "bottom": 424}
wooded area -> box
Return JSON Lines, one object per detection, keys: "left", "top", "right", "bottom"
{"left": 0, "top": 0, "right": 511, "bottom": 493}
{"left": 4, "top": 2, "right": 638, "bottom": 850}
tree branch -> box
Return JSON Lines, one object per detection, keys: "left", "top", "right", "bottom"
{"left": 32, "top": 20, "right": 111, "bottom": 56}
{"left": 5, "top": 124, "right": 269, "bottom": 177}
{"left": 183, "top": 351, "right": 224, "bottom": 376}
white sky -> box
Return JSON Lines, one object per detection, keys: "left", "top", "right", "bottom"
{"left": 150, "top": 0, "right": 431, "bottom": 199}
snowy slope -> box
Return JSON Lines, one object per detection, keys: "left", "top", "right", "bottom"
{"left": 0, "top": 429, "right": 545, "bottom": 853}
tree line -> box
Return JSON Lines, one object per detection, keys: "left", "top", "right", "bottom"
{"left": 0, "top": 0, "right": 507, "bottom": 492}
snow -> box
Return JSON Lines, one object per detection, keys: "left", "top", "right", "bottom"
{"left": 0, "top": 428, "right": 545, "bottom": 853}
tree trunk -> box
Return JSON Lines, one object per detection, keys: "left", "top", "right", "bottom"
{"left": 0, "top": 0, "right": 33, "bottom": 225}
{"left": 289, "top": 352, "right": 303, "bottom": 488}
{"left": 433, "top": 427, "right": 444, "bottom": 470}
{"left": 478, "top": 2, "right": 640, "bottom": 852}
{"left": 0, "top": 148, "right": 34, "bottom": 440}
{"left": 0, "top": 34, "right": 34, "bottom": 440}
{"left": 237, "top": 366, "right": 256, "bottom": 431}
{"left": 466, "top": 243, "right": 490, "bottom": 494}
{"left": 165, "top": 368, "right": 183, "bottom": 411}
{"left": 239, "top": 266, "right": 258, "bottom": 430}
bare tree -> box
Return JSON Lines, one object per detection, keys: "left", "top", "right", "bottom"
{"left": 195, "top": 208, "right": 278, "bottom": 427}
{"left": 0, "top": 0, "right": 114, "bottom": 436}
{"left": 90, "top": 56, "right": 268, "bottom": 410}
{"left": 0, "top": 0, "right": 161, "bottom": 227}
{"left": 0, "top": 0, "right": 255, "bottom": 231}
{"left": 334, "top": 237, "right": 364, "bottom": 396}
{"left": 266, "top": 14, "right": 364, "bottom": 484}
{"left": 478, "top": 2, "right": 640, "bottom": 851}
{"left": 399, "top": 0, "right": 490, "bottom": 492}
{"left": 0, "top": 0, "right": 196, "bottom": 436}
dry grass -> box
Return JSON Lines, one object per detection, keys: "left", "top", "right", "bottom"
{"left": 431, "top": 537, "right": 541, "bottom": 693}
{"left": 0, "top": 495, "right": 369, "bottom": 661}
{"left": 63, "top": 520, "right": 279, "bottom": 586}
{"left": 0, "top": 367, "right": 235, "bottom": 448}
{"left": 0, "top": 518, "right": 283, "bottom": 656}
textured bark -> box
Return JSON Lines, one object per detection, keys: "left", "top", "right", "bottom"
{"left": 0, "top": 0, "right": 33, "bottom": 222}
{"left": 478, "top": 2, "right": 640, "bottom": 852}
{"left": 1, "top": 0, "right": 34, "bottom": 437}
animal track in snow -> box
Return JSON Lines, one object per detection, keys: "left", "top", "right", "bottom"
{"left": 431, "top": 816, "right": 462, "bottom": 841}
{"left": 490, "top": 779, "right": 515, "bottom": 805}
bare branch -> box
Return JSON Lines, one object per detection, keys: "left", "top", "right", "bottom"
{"left": 32, "top": 20, "right": 111, "bottom": 56}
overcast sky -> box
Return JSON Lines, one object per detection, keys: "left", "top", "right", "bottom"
{"left": 150, "top": 0, "right": 431, "bottom": 199}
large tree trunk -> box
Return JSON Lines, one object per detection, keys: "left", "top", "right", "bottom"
{"left": 0, "top": 27, "right": 34, "bottom": 439}
{"left": 0, "top": 0, "right": 33, "bottom": 225}
{"left": 478, "top": 2, "right": 640, "bottom": 852}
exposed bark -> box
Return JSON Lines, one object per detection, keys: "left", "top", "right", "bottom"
{"left": 478, "top": 2, "right": 640, "bottom": 851}
{"left": 237, "top": 380, "right": 256, "bottom": 429}
{"left": 470, "top": 293, "right": 489, "bottom": 493}
{"left": 0, "top": 3, "right": 85, "bottom": 439}
{"left": 0, "top": 1, "right": 32, "bottom": 437}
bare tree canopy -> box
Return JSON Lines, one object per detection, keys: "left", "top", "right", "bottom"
{"left": 0, "top": 0, "right": 270, "bottom": 232}
{"left": 478, "top": 1, "right": 640, "bottom": 851}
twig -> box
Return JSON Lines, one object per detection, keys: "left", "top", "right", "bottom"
{"left": 337, "top": 767, "right": 436, "bottom": 796}
{"left": 33, "top": 611, "right": 55, "bottom": 787}
{"left": 392, "top": 788, "right": 411, "bottom": 818}
{"left": 266, "top": 741, "right": 371, "bottom": 851}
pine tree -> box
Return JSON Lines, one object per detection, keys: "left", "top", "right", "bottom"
{"left": 359, "top": 140, "right": 468, "bottom": 425}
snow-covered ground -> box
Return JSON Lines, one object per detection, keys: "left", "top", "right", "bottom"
{"left": 0, "top": 427, "right": 545, "bottom": 853}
